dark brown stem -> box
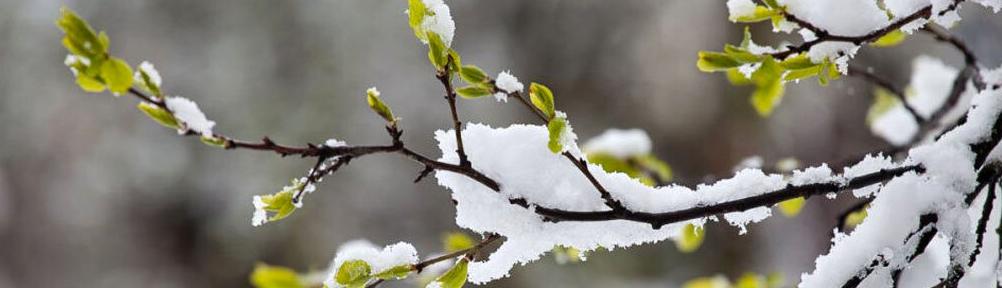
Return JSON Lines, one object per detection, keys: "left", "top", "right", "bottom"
{"left": 438, "top": 57, "right": 471, "bottom": 168}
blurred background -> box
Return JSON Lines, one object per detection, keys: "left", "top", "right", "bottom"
{"left": 0, "top": 0, "right": 1000, "bottom": 287}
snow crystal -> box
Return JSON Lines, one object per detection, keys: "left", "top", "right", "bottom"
{"left": 495, "top": 71, "right": 523, "bottom": 94}
{"left": 421, "top": 0, "right": 455, "bottom": 47}
{"left": 553, "top": 112, "right": 578, "bottom": 154}
{"left": 733, "top": 156, "right": 764, "bottom": 172}
{"left": 790, "top": 164, "right": 837, "bottom": 186}
{"left": 325, "top": 138, "right": 347, "bottom": 148}
{"left": 726, "top": 0, "right": 759, "bottom": 22}
{"left": 135, "top": 61, "right": 162, "bottom": 88}
{"left": 582, "top": 128, "right": 652, "bottom": 159}
{"left": 251, "top": 196, "right": 268, "bottom": 227}
{"left": 164, "top": 96, "right": 215, "bottom": 136}
{"left": 324, "top": 240, "right": 419, "bottom": 288}
{"left": 63, "top": 54, "right": 88, "bottom": 75}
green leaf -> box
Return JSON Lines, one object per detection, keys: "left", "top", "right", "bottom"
{"left": 201, "top": 136, "right": 227, "bottom": 148}
{"left": 845, "top": 206, "right": 868, "bottom": 228}
{"left": 76, "top": 73, "right": 106, "bottom": 93}
{"left": 636, "top": 154, "right": 673, "bottom": 182}
{"left": 443, "top": 232, "right": 475, "bottom": 253}
{"left": 777, "top": 197, "right": 806, "bottom": 217}
{"left": 459, "top": 65, "right": 489, "bottom": 84}
{"left": 749, "top": 57, "right": 785, "bottom": 117}
{"left": 432, "top": 258, "right": 469, "bottom": 288}
{"left": 735, "top": 273, "right": 766, "bottom": 288}
{"left": 137, "top": 102, "right": 180, "bottom": 130}
{"left": 587, "top": 153, "right": 638, "bottom": 177}
{"left": 726, "top": 69, "right": 752, "bottom": 86}
{"left": 366, "top": 88, "right": 396, "bottom": 124}
{"left": 740, "top": 26, "right": 753, "bottom": 49}
{"left": 697, "top": 51, "right": 742, "bottom": 72}
{"left": 57, "top": 6, "right": 106, "bottom": 58}
{"left": 867, "top": 87, "right": 901, "bottom": 125}
{"left": 336, "top": 260, "right": 372, "bottom": 288}
{"left": 456, "top": 86, "right": 492, "bottom": 99}
{"left": 427, "top": 32, "right": 449, "bottom": 70}
{"left": 872, "top": 30, "right": 906, "bottom": 47}
{"left": 373, "top": 265, "right": 413, "bottom": 280}
{"left": 407, "top": 0, "right": 428, "bottom": 42}
{"left": 778, "top": 53, "right": 816, "bottom": 70}
{"left": 100, "top": 57, "right": 133, "bottom": 94}
{"left": 762, "top": 0, "right": 781, "bottom": 9}
{"left": 547, "top": 116, "right": 568, "bottom": 154}
{"left": 683, "top": 276, "right": 731, "bottom": 288}
{"left": 724, "top": 44, "right": 763, "bottom": 63}
{"left": 675, "top": 223, "right": 704, "bottom": 253}
{"left": 765, "top": 272, "right": 785, "bottom": 288}
{"left": 552, "top": 245, "right": 583, "bottom": 264}
{"left": 257, "top": 179, "right": 304, "bottom": 223}
{"left": 529, "top": 82, "right": 556, "bottom": 119}
{"left": 136, "top": 63, "right": 163, "bottom": 97}
{"left": 250, "top": 264, "right": 305, "bottom": 288}
{"left": 448, "top": 49, "right": 462, "bottom": 74}
{"left": 732, "top": 6, "right": 779, "bottom": 23}
{"left": 783, "top": 66, "right": 821, "bottom": 82}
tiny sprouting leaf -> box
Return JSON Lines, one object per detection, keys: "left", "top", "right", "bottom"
{"left": 552, "top": 245, "right": 583, "bottom": 264}
{"left": 762, "top": 0, "right": 781, "bottom": 9}
{"left": 726, "top": 69, "right": 752, "bottom": 86}
{"left": 765, "top": 272, "right": 785, "bottom": 288}
{"left": 76, "top": 74, "right": 106, "bottom": 93}
{"left": 749, "top": 57, "right": 785, "bottom": 117}
{"left": 724, "top": 44, "right": 762, "bottom": 63}
{"left": 432, "top": 258, "right": 469, "bottom": 288}
{"left": 732, "top": 6, "right": 779, "bottom": 23}
{"left": 407, "top": 0, "right": 428, "bottom": 42}
{"left": 373, "top": 265, "right": 414, "bottom": 280}
{"left": 675, "top": 223, "right": 704, "bottom": 253}
{"left": 57, "top": 6, "right": 106, "bottom": 58}
{"left": 778, "top": 54, "right": 816, "bottom": 70}
{"left": 459, "top": 65, "right": 489, "bottom": 84}
{"left": 427, "top": 32, "right": 449, "bottom": 70}
{"left": 735, "top": 273, "right": 766, "bottom": 288}
{"left": 200, "top": 136, "right": 227, "bottom": 148}
{"left": 448, "top": 49, "right": 462, "bottom": 73}
{"left": 335, "top": 260, "right": 372, "bottom": 288}
{"left": 443, "top": 232, "right": 475, "bottom": 253}
{"left": 529, "top": 82, "right": 555, "bottom": 119}
{"left": 696, "top": 51, "right": 742, "bottom": 72}
{"left": 255, "top": 179, "right": 304, "bottom": 224}
{"left": 783, "top": 65, "right": 821, "bottom": 82}
{"left": 636, "top": 154, "right": 673, "bottom": 182}
{"left": 872, "top": 30, "right": 906, "bottom": 47}
{"left": 844, "top": 207, "right": 868, "bottom": 228}
{"left": 366, "top": 88, "right": 396, "bottom": 124}
{"left": 682, "top": 276, "right": 731, "bottom": 288}
{"left": 456, "top": 86, "right": 492, "bottom": 99}
{"left": 249, "top": 264, "right": 305, "bottom": 288}
{"left": 101, "top": 57, "right": 133, "bottom": 94}
{"left": 777, "top": 197, "right": 806, "bottom": 217}
{"left": 740, "top": 26, "right": 753, "bottom": 48}
{"left": 547, "top": 116, "right": 568, "bottom": 154}
{"left": 137, "top": 102, "right": 180, "bottom": 130}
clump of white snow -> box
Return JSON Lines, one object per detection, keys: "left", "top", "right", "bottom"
{"left": 164, "top": 96, "right": 215, "bottom": 136}
{"left": 727, "top": 0, "right": 759, "bottom": 22}
{"left": 582, "top": 128, "right": 652, "bottom": 159}
{"left": 421, "top": 0, "right": 455, "bottom": 47}
{"left": 493, "top": 71, "right": 522, "bottom": 103}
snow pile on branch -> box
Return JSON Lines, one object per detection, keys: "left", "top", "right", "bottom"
{"left": 582, "top": 128, "right": 652, "bottom": 158}
{"left": 323, "top": 240, "right": 419, "bottom": 288}
{"left": 800, "top": 66, "right": 1002, "bottom": 287}
{"left": 871, "top": 56, "right": 961, "bottom": 145}
{"left": 164, "top": 96, "right": 215, "bottom": 136}
{"left": 493, "top": 71, "right": 522, "bottom": 103}
{"left": 433, "top": 123, "right": 859, "bottom": 283}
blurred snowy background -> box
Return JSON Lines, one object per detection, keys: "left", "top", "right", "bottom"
{"left": 1, "top": 0, "right": 1000, "bottom": 287}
